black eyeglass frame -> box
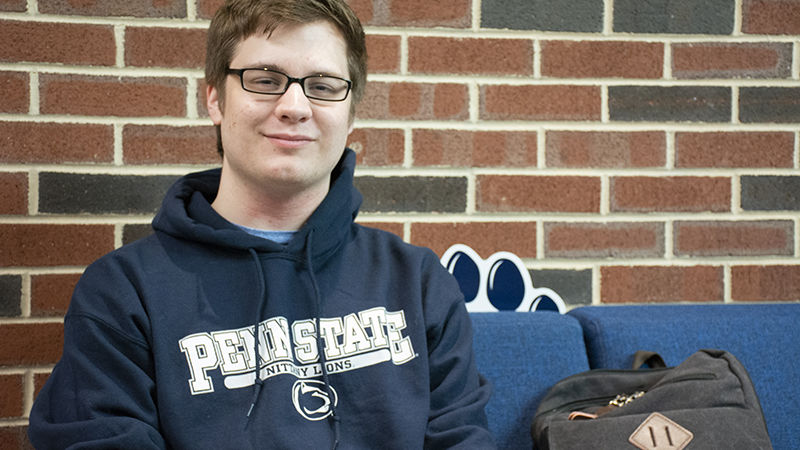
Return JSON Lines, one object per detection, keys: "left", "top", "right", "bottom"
{"left": 226, "top": 68, "right": 353, "bottom": 102}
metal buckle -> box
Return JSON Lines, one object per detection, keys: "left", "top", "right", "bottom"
{"left": 609, "top": 391, "right": 645, "bottom": 407}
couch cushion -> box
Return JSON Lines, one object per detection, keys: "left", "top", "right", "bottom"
{"left": 470, "top": 311, "right": 589, "bottom": 450}
{"left": 569, "top": 303, "right": 800, "bottom": 450}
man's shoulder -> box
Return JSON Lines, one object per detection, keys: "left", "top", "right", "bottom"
{"left": 354, "top": 223, "right": 434, "bottom": 254}
{"left": 352, "top": 223, "right": 446, "bottom": 273}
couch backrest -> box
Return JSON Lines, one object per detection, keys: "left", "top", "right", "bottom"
{"left": 569, "top": 303, "right": 800, "bottom": 450}
{"left": 470, "top": 311, "right": 589, "bottom": 449}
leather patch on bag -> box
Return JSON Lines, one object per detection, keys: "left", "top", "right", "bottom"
{"left": 628, "top": 412, "right": 693, "bottom": 450}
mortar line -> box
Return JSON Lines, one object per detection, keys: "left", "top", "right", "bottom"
{"left": 29, "top": 72, "right": 39, "bottom": 115}
{"left": 472, "top": 0, "right": 481, "bottom": 30}
{"left": 186, "top": 0, "right": 197, "bottom": 21}
{"left": 28, "top": 168, "right": 39, "bottom": 216}
{"left": 536, "top": 221, "right": 545, "bottom": 260}
{"left": 603, "top": 0, "right": 614, "bottom": 34}
{"left": 113, "top": 123, "right": 124, "bottom": 166}
{"left": 115, "top": 24, "right": 126, "bottom": 68}
{"left": 733, "top": 0, "right": 744, "bottom": 36}
{"left": 21, "top": 272, "right": 31, "bottom": 318}
{"left": 23, "top": 370, "right": 35, "bottom": 418}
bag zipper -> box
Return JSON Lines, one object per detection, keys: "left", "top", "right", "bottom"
{"left": 539, "top": 371, "right": 718, "bottom": 420}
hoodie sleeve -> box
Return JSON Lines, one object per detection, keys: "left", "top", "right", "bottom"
{"left": 422, "top": 254, "right": 497, "bottom": 449}
{"left": 28, "top": 257, "right": 167, "bottom": 449}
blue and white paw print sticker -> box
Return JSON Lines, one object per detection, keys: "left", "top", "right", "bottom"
{"left": 440, "top": 244, "right": 566, "bottom": 313}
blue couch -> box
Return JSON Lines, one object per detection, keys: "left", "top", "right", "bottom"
{"left": 471, "top": 303, "right": 800, "bottom": 450}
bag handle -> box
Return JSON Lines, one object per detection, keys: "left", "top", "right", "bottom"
{"left": 632, "top": 350, "right": 667, "bottom": 369}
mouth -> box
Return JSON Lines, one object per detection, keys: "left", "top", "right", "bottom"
{"left": 265, "top": 133, "right": 315, "bottom": 149}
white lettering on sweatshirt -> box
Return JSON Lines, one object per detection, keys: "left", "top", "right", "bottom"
{"left": 178, "top": 307, "right": 416, "bottom": 395}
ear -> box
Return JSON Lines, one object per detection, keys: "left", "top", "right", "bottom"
{"left": 207, "top": 84, "right": 223, "bottom": 125}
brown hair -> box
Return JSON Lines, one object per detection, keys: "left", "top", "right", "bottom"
{"left": 206, "top": 0, "right": 367, "bottom": 156}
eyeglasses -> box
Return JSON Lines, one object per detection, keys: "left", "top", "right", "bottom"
{"left": 226, "top": 68, "right": 352, "bottom": 102}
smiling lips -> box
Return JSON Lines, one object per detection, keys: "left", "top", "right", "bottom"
{"left": 266, "top": 133, "right": 315, "bottom": 149}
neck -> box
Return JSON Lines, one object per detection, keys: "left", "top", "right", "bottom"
{"left": 211, "top": 172, "right": 329, "bottom": 231}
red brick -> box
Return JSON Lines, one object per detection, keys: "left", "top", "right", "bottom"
{"left": 0, "top": 426, "right": 32, "bottom": 450}
{"left": 0, "top": 172, "right": 27, "bottom": 215}
{"left": 0, "top": 323, "right": 63, "bottom": 365}
{"left": 123, "top": 125, "right": 218, "bottom": 165}
{"left": 347, "top": 128, "right": 404, "bottom": 166}
{"left": 546, "top": 131, "right": 665, "bottom": 168}
{"left": 481, "top": 85, "right": 601, "bottom": 121}
{"left": 366, "top": 35, "right": 400, "bottom": 73}
{"left": 357, "top": 221, "right": 404, "bottom": 238}
{"left": 545, "top": 222, "right": 664, "bottom": 258}
{"left": 358, "top": 82, "right": 469, "bottom": 120}
{"left": 197, "top": 0, "right": 222, "bottom": 19}
{"left": 743, "top": 0, "right": 800, "bottom": 34}
{"left": 34, "top": 372, "right": 50, "bottom": 400}
{"left": 411, "top": 222, "right": 537, "bottom": 258}
{"left": 40, "top": 74, "right": 186, "bottom": 117}
{"left": 601, "top": 265, "right": 723, "bottom": 303}
{"left": 0, "top": 71, "right": 27, "bottom": 113}
{"left": 477, "top": 175, "right": 600, "bottom": 213}
{"left": 413, "top": 129, "right": 537, "bottom": 167}
{"left": 348, "top": 0, "right": 374, "bottom": 23}
{"left": 125, "top": 27, "right": 206, "bottom": 68}
{"left": 0, "top": 224, "right": 114, "bottom": 267}
{"left": 611, "top": 177, "right": 731, "bottom": 212}
{"left": 386, "top": 0, "right": 470, "bottom": 27}
{"left": 0, "top": 21, "right": 114, "bottom": 66}
{"left": 38, "top": 0, "right": 186, "bottom": 18}
{"left": 197, "top": 78, "right": 209, "bottom": 118}
{"left": 0, "top": 374, "right": 23, "bottom": 418}
{"left": 541, "top": 41, "right": 663, "bottom": 78}
{"left": 0, "top": 122, "right": 113, "bottom": 164}
{"left": 409, "top": 37, "right": 532, "bottom": 75}
{"left": 31, "top": 273, "right": 81, "bottom": 317}
{"left": 0, "top": 0, "right": 26, "bottom": 12}
{"left": 673, "top": 42, "right": 792, "bottom": 79}
{"left": 674, "top": 220, "right": 794, "bottom": 257}
{"left": 675, "top": 132, "right": 794, "bottom": 168}
{"left": 731, "top": 265, "right": 800, "bottom": 301}
{"left": 433, "top": 84, "right": 468, "bottom": 118}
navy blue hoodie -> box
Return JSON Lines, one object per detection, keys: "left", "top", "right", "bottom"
{"left": 28, "top": 149, "right": 495, "bottom": 449}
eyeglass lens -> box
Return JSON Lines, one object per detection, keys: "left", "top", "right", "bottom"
{"left": 240, "top": 69, "right": 350, "bottom": 101}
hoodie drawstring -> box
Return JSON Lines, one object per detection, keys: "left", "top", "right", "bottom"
{"left": 306, "top": 230, "right": 341, "bottom": 450}
{"left": 245, "top": 248, "right": 266, "bottom": 427}
{"left": 244, "top": 233, "right": 340, "bottom": 449}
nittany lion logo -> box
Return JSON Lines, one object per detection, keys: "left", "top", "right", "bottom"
{"left": 292, "top": 380, "right": 338, "bottom": 421}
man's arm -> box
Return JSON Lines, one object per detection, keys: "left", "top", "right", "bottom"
{"left": 28, "top": 260, "right": 166, "bottom": 449}
{"left": 423, "top": 255, "right": 496, "bottom": 449}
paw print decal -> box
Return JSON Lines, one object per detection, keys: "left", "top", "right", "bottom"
{"left": 440, "top": 244, "right": 566, "bottom": 313}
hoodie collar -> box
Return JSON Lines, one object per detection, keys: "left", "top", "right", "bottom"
{"left": 152, "top": 148, "right": 363, "bottom": 260}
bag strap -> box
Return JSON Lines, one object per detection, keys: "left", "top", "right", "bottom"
{"left": 632, "top": 350, "right": 667, "bottom": 369}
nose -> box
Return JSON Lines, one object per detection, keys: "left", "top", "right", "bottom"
{"left": 273, "top": 81, "right": 312, "bottom": 122}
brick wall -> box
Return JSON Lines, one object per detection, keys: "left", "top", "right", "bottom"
{"left": 1, "top": 0, "right": 799, "bottom": 443}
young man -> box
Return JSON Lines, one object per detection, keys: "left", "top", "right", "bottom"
{"left": 28, "top": 0, "right": 495, "bottom": 448}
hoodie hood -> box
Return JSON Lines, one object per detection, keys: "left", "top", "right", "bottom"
{"left": 152, "top": 148, "right": 362, "bottom": 445}
{"left": 152, "top": 148, "right": 362, "bottom": 259}
{"left": 28, "top": 148, "right": 495, "bottom": 450}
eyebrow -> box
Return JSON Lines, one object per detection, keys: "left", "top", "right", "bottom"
{"left": 240, "top": 63, "right": 345, "bottom": 78}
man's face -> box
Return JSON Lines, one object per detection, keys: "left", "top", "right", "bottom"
{"left": 207, "top": 21, "right": 354, "bottom": 199}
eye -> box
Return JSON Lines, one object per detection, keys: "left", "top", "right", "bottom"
{"left": 253, "top": 77, "right": 277, "bottom": 85}
{"left": 251, "top": 75, "right": 282, "bottom": 86}
{"left": 243, "top": 71, "right": 285, "bottom": 93}
{"left": 306, "top": 80, "right": 337, "bottom": 93}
